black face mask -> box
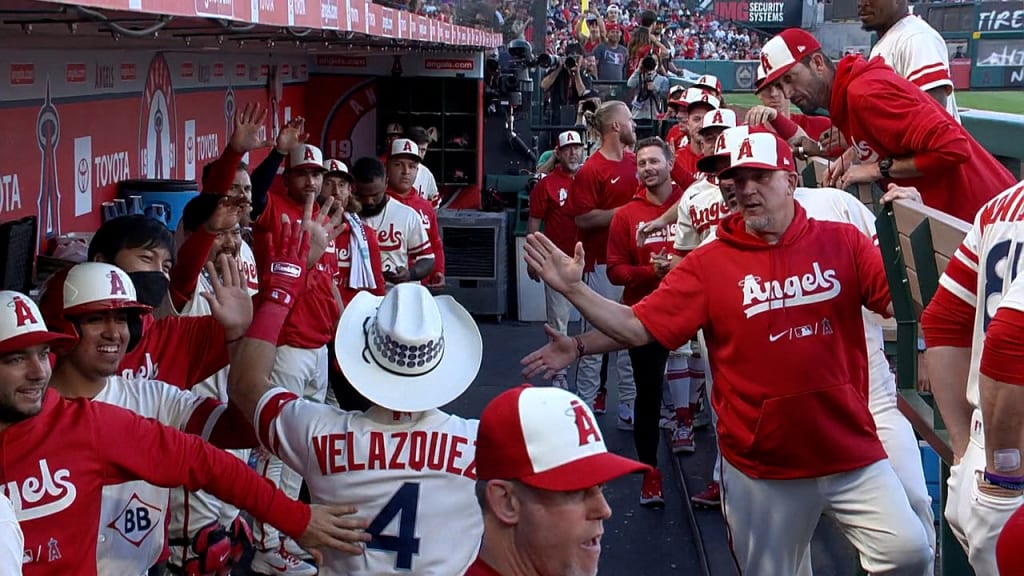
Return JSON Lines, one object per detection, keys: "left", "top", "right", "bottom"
{"left": 359, "top": 195, "right": 388, "bottom": 218}
{"left": 128, "top": 271, "right": 170, "bottom": 309}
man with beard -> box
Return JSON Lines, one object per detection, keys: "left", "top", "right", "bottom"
{"left": 527, "top": 131, "right": 583, "bottom": 391}
{"left": 351, "top": 157, "right": 434, "bottom": 288}
{"left": 564, "top": 101, "right": 637, "bottom": 425}
{"left": 385, "top": 139, "right": 445, "bottom": 290}
{"left": 321, "top": 159, "right": 385, "bottom": 305}
{"left": 762, "top": 28, "right": 1012, "bottom": 221}
{"left": 605, "top": 137, "right": 683, "bottom": 506}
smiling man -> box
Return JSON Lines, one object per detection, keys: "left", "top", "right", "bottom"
{"left": 760, "top": 28, "right": 1013, "bottom": 222}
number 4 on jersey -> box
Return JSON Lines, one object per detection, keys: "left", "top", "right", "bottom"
{"left": 367, "top": 482, "right": 421, "bottom": 570}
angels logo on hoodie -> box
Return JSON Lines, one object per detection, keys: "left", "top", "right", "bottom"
{"left": 740, "top": 262, "right": 842, "bottom": 318}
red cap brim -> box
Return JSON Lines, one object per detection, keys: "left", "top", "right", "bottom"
{"left": 0, "top": 331, "right": 75, "bottom": 355}
{"left": 517, "top": 451, "right": 651, "bottom": 492}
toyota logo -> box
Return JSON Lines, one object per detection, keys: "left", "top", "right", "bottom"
{"left": 77, "top": 158, "right": 89, "bottom": 193}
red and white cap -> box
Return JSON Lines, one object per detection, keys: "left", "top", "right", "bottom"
{"left": 557, "top": 130, "right": 583, "bottom": 149}
{"left": 385, "top": 122, "right": 404, "bottom": 136}
{"left": 389, "top": 138, "right": 421, "bottom": 161}
{"left": 682, "top": 87, "right": 720, "bottom": 112}
{"left": 694, "top": 74, "right": 722, "bottom": 95}
{"left": 698, "top": 108, "right": 738, "bottom": 134}
{"left": 476, "top": 385, "right": 650, "bottom": 491}
{"left": 696, "top": 124, "right": 757, "bottom": 173}
{"left": 719, "top": 131, "right": 796, "bottom": 179}
{"left": 759, "top": 28, "right": 821, "bottom": 90}
{"left": 286, "top": 144, "right": 326, "bottom": 171}
{"left": 323, "top": 158, "right": 353, "bottom": 180}
{"left": 0, "top": 291, "right": 74, "bottom": 355}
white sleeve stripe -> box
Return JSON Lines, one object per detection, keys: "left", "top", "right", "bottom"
{"left": 952, "top": 250, "right": 980, "bottom": 271}
{"left": 939, "top": 278, "right": 976, "bottom": 306}
{"left": 907, "top": 62, "right": 947, "bottom": 82}
{"left": 200, "top": 403, "right": 227, "bottom": 441}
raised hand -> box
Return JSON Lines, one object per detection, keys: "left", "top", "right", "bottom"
{"left": 229, "top": 101, "right": 272, "bottom": 154}
{"left": 521, "top": 324, "right": 578, "bottom": 380}
{"left": 300, "top": 194, "right": 345, "bottom": 268}
{"left": 205, "top": 196, "right": 244, "bottom": 234}
{"left": 263, "top": 214, "right": 311, "bottom": 308}
{"left": 296, "top": 504, "right": 371, "bottom": 557}
{"left": 275, "top": 117, "right": 309, "bottom": 155}
{"left": 523, "top": 233, "right": 585, "bottom": 295}
{"left": 202, "top": 254, "right": 254, "bottom": 341}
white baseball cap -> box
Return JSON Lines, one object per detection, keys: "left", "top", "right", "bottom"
{"left": 323, "top": 158, "right": 353, "bottom": 180}
{"left": 697, "top": 125, "right": 758, "bottom": 173}
{"left": 389, "top": 138, "right": 421, "bottom": 161}
{"left": 718, "top": 131, "right": 796, "bottom": 179}
{"left": 682, "top": 87, "right": 720, "bottom": 112}
{"left": 334, "top": 283, "right": 482, "bottom": 412}
{"left": 698, "top": 108, "right": 738, "bottom": 134}
{"left": 556, "top": 130, "right": 583, "bottom": 149}
{"left": 694, "top": 74, "right": 722, "bottom": 95}
{"left": 476, "top": 385, "right": 650, "bottom": 491}
{"left": 759, "top": 29, "right": 821, "bottom": 90}
{"left": 286, "top": 144, "right": 326, "bottom": 172}
{"left": 0, "top": 290, "right": 74, "bottom": 355}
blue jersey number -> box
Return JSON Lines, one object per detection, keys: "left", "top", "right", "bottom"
{"left": 367, "top": 482, "right": 421, "bottom": 570}
{"left": 982, "top": 239, "right": 1024, "bottom": 331}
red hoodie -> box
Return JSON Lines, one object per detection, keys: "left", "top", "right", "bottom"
{"left": 607, "top": 184, "right": 684, "bottom": 305}
{"left": 830, "top": 55, "right": 1013, "bottom": 222}
{"left": 632, "top": 202, "right": 890, "bottom": 479}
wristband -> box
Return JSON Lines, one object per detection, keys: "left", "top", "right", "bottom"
{"left": 245, "top": 301, "right": 291, "bottom": 345}
{"left": 983, "top": 470, "right": 1024, "bottom": 491}
{"left": 574, "top": 335, "right": 586, "bottom": 359}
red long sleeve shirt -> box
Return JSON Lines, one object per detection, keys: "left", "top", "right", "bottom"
{"left": 388, "top": 188, "right": 445, "bottom": 284}
{"left": 3, "top": 390, "right": 308, "bottom": 576}
{"left": 607, "top": 185, "right": 683, "bottom": 305}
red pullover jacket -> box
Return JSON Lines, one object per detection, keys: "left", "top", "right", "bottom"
{"left": 607, "top": 184, "right": 684, "bottom": 306}
{"left": 830, "top": 55, "right": 1013, "bottom": 222}
{"left": 633, "top": 203, "right": 890, "bottom": 478}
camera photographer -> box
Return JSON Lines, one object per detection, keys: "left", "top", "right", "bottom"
{"left": 626, "top": 53, "right": 669, "bottom": 121}
{"left": 540, "top": 44, "right": 594, "bottom": 126}
{"left": 576, "top": 90, "right": 604, "bottom": 158}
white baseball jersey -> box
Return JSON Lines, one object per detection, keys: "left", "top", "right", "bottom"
{"left": 870, "top": 14, "right": 960, "bottom": 123}
{"left": 95, "top": 376, "right": 216, "bottom": 575}
{"left": 673, "top": 177, "right": 729, "bottom": 253}
{"left": 363, "top": 199, "right": 432, "bottom": 277}
{"left": 0, "top": 494, "right": 22, "bottom": 576}
{"left": 254, "top": 388, "right": 482, "bottom": 575}
{"left": 413, "top": 162, "right": 440, "bottom": 209}
{"left": 239, "top": 240, "right": 260, "bottom": 296}
{"left": 936, "top": 180, "right": 1024, "bottom": 410}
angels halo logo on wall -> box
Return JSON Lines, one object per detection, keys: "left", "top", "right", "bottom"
{"left": 138, "top": 54, "right": 178, "bottom": 180}
{"left": 320, "top": 78, "right": 378, "bottom": 163}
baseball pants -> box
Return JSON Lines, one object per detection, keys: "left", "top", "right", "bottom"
{"left": 721, "top": 459, "right": 932, "bottom": 576}
{"left": 628, "top": 342, "right": 670, "bottom": 467}
{"left": 666, "top": 341, "right": 705, "bottom": 422}
{"left": 945, "top": 409, "right": 1023, "bottom": 574}
{"left": 253, "top": 344, "right": 329, "bottom": 551}
{"left": 697, "top": 332, "right": 723, "bottom": 484}
{"left": 545, "top": 283, "right": 573, "bottom": 379}
{"left": 576, "top": 265, "right": 635, "bottom": 406}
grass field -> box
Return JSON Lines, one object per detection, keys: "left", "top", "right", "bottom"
{"left": 724, "top": 90, "right": 1024, "bottom": 115}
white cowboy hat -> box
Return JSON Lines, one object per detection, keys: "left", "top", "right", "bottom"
{"left": 335, "top": 283, "right": 482, "bottom": 412}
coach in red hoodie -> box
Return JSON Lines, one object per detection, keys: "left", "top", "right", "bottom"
{"left": 606, "top": 137, "right": 683, "bottom": 508}
{"left": 522, "top": 132, "right": 932, "bottom": 575}
{"left": 760, "top": 28, "right": 1012, "bottom": 222}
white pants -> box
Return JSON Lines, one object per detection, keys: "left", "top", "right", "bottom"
{"left": 945, "top": 409, "right": 1024, "bottom": 574}
{"left": 253, "top": 344, "right": 328, "bottom": 550}
{"left": 722, "top": 459, "right": 933, "bottom": 576}
{"left": 868, "top": 352, "right": 936, "bottom": 555}
{"left": 545, "top": 283, "right": 572, "bottom": 378}
{"left": 576, "top": 265, "right": 635, "bottom": 405}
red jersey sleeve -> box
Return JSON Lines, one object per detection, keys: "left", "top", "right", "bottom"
{"left": 152, "top": 316, "right": 230, "bottom": 388}
{"left": 366, "top": 225, "right": 387, "bottom": 297}
{"left": 671, "top": 161, "right": 696, "bottom": 191}
{"left": 425, "top": 207, "right": 444, "bottom": 276}
{"left": 920, "top": 285, "right": 976, "bottom": 348}
{"left": 606, "top": 207, "right": 655, "bottom": 287}
{"left": 979, "top": 308, "right": 1024, "bottom": 385}
{"left": 169, "top": 228, "right": 217, "bottom": 310}
{"left": 631, "top": 249, "right": 708, "bottom": 349}
{"left": 185, "top": 399, "right": 260, "bottom": 450}
{"left": 94, "top": 401, "right": 311, "bottom": 540}
{"left": 792, "top": 114, "right": 832, "bottom": 142}
{"left": 201, "top": 147, "right": 244, "bottom": 195}
{"left": 849, "top": 226, "right": 892, "bottom": 317}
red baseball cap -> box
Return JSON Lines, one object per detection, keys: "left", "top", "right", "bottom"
{"left": 758, "top": 29, "right": 821, "bottom": 90}
{"left": 476, "top": 385, "right": 650, "bottom": 491}
{"left": 718, "top": 132, "right": 796, "bottom": 179}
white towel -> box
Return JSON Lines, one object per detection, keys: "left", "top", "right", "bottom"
{"left": 345, "top": 212, "right": 377, "bottom": 291}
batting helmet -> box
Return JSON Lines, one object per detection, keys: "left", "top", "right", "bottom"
{"left": 39, "top": 262, "right": 151, "bottom": 352}
{"left": 0, "top": 290, "right": 75, "bottom": 355}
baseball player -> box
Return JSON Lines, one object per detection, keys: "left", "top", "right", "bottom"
{"left": 380, "top": 122, "right": 405, "bottom": 163}
{"left": 322, "top": 158, "right": 386, "bottom": 305}
{"left": 0, "top": 290, "right": 369, "bottom": 576}
{"left": 606, "top": 136, "right": 683, "bottom": 506}
{"left": 861, "top": 0, "right": 960, "bottom": 121}
{"left": 745, "top": 74, "right": 833, "bottom": 153}
{"left": 0, "top": 494, "right": 21, "bottom": 575}
{"left": 249, "top": 141, "right": 346, "bottom": 574}
{"left": 761, "top": 28, "right": 1013, "bottom": 222}
{"left": 669, "top": 88, "right": 719, "bottom": 191}
{"left": 226, "top": 216, "right": 485, "bottom": 575}
{"left": 920, "top": 179, "right": 1024, "bottom": 572}
{"left": 527, "top": 130, "right": 583, "bottom": 391}
{"left": 467, "top": 385, "right": 650, "bottom": 576}
{"left": 405, "top": 126, "right": 441, "bottom": 209}
{"left": 386, "top": 139, "right": 445, "bottom": 289}
{"left": 563, "top": 100, "right": 637, "bottom": 425}
{"left": 352, "top": 157, "right": 435, "bottom": 288}
{"left": 523, "top": 132, "right": 933, "bottom": 575}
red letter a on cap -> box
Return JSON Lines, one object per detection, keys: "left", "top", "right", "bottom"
{"left": 304, "top": 147, "right": 316, "bottom": 161}
{"left": 13, "top": 297, "right": 38, "bottom": 327}
{"left": 108, "top": 271, "right": 127, "bottom": 296}
{"left": 737, "top": 138, "right": 754, "bottom": 160}
{"left": 571, "top": 399, "right": 602, "bottom": 446}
